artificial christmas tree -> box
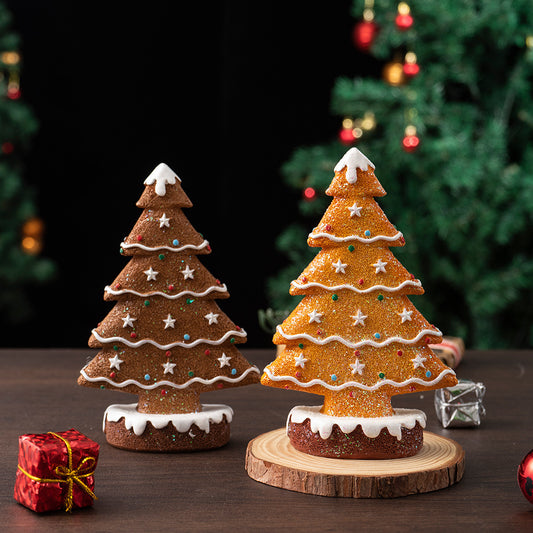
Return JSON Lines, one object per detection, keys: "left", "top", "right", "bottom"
{"left": 79, "top": 163, "right": 260, "bottom": 451}
{"left": 268, "top": 0, "right": 533, "bottom": 349}
{"left": 262, "top": 148, "right": 457, "bottom": 459}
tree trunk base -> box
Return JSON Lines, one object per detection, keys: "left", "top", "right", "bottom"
{"left": 246, "top": 428, "right": 464, "bottom": 498}
{"left": 103, "top": 403, "right": 232, "bottom": 452}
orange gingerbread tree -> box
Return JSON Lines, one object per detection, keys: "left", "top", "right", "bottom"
{"left": 262, "top": 148, "right": 457, "bottom": 457}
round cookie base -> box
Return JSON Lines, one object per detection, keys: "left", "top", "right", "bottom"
{"left": 288, "top": 418, "right": 424, "bottom": 459}
{"left": 105, "top": 416, "right": 231, "bottom": 452}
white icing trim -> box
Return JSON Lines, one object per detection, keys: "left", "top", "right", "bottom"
{"left": 104, "top": 403, "right": 233, "bottom": 436}
{"left": 276, "top": 325, "right": 441, "bottom": 349}
{"left": 81, "top": 365, "right": 260, "bottom": 390}
{"left": 263, "top": 366, "right": 455, "bottom": 392}
{"left": 144, "top": 163, "right": 180, "bottom": 196}
{"left": 120, "top": 239, "right": 210, "bottom": 253}
{"left": 291, "top": 279, "right": 422, "bottom": 294}
{"left": 104, "top": 283, "right": 228, "bottom": 300}
{"left": 334, "top": 148, "right": 374, "bottom": 183}
{"left": 308, "top": 231, "right": 403, "bottom": 244}
{"left": 91, "top": 327, "right": 247, "bottom": 349}
{"left": 287, "top": 405, "right": 425, "bottom": 440}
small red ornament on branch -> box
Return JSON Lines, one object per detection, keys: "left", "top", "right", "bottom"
{"left": 353, "top": 0, "right": 378, "bottom": 51}
{"left": 402, "top": 125, "right": 420, "bottom": 152}
{"left": 395, "top": 2, "right": 413, "bottom": 30}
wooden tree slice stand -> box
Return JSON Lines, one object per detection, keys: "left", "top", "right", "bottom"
{"left": 246, "top": 428, "right": 464, "bottom": 498}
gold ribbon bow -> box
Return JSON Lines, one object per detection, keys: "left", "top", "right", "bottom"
{"left": 18, "top": 431, "right": 98, "bottom": 512}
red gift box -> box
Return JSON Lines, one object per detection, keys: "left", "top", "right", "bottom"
{"left": 14, "top": 428, "right": 99, "bottom": 512}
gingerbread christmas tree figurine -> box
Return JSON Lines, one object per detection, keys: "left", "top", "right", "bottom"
{"left": 261, "top": 148, "right": 458, "bottom": 459}
{"left": 79, "top": 163, "right": 260, "bottom": 452}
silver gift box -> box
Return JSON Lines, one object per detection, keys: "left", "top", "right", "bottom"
{"left": 434, "top": 379, "right": 486, "bottom": 428}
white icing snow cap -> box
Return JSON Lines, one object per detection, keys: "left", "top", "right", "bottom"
{"left": 334, "top": 148, "right": 374, "bottom": 184}
{"left": 144, "top": 163, "right": 181, "bottom": 196}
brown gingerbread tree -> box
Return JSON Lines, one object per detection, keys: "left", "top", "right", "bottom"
{"left": 261, "top": 148, "right": 457, "bottom": 459}
{"left": 79, "top": 163, "right": 260, "bottom": 451}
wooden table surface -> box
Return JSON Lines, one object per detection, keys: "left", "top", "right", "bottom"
{"left": 1, "top": 348, "right": 533, "bottom": 532}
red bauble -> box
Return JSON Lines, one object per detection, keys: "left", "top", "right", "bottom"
{"left": 518, "top": 450, "right": 533, "bottom": 503}
{"left": 395, "top": 13, "right": 413, "bottom": 30}
{"left": 339, "top": 127, "right": 356, "bottom": 145}
{"left": 403, "top": 62, "right": 420, "bottom": 77}
{"left": 353, "top": 20, "right": 378, "bottom": 51}
{"left": 402, "top": 134, "right": 420, "bottom": 152}
{"left": 303, "top": 187, "right": 317, "bottom": 201}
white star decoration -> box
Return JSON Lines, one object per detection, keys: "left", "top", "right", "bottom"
{"left": 121, "top": 313, "right": 136, "bottom": 328}
{"left": 332, "top": 259, "right": 348, "bottom": 274}
{"left": 294, "top": 353, "right": 308, "bottom": 368}
{"left": 144, "top": 267, "right": 159, "bottom": 281}
{"left": 204, "top": 312, "right": 219, "bottom": 325}
{"left": 308, "top": 309, "right": 323, "bottom": 324}
{"left": 348, "top": 202, "right": 362, "bottom": 218}
{"left": 163, "top": 314, "right": 176, "bottom": 329}
{"left": 351, "top": 309, "right": 368, "bottom": 326}
{"left": 158, "top": 213, "right": 170, "bottom": 228}
{"left": 398, "top": 308, "right": 413, "bottom": 323}
{"left": 349, "top": 359, "right": 365, "bottom": 375}
{"left": 218, "top": 353, "right": 232, "bottom": 368}
{"left": 162, "top": 361, "right": 176, "bottom": 374}
{"left": 372, "top": 258, "right": 388, "bottom": 274}
{"left": 411, "top": 354, "right": 427, "bottom": 369}
{"left": 108, "top": 354, "right": 124, "bottom": 370}
{"left": 181, "top": 265, "right": 195, "bottom": 279}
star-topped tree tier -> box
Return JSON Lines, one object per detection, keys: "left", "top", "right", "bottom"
{"left": 262, "top": 148, "right": 457, "bottom": 433}
{"left": 79, "top": 163, "right": 260, "bottom": 452}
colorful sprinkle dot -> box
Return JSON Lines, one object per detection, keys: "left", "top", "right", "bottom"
{"left": 183, "top": 334, "right": 190, "bottom": 341}
{"left": 374, "top": 332, "right": 381, "bottom": 339}
{"left": 332, "top": 294, "right": 338, "bottom": 301}
{"left": 331, "top": 374, "right": 338, "bottom": 381}
{"left": 378, "top": 372, "right": 385, "bottom": 379}
{"left": 168, "top": 284, "right": 174, "bottom": 291}
{"left": 298, "top": 343, "right": 304, "bottom": 349}
{"left": 348, "top": 245, "right": 355, "bottom": 252}
{"left": 144, "top": 300, "right": 150, "bottom": 307}
{"left": 165, "top": 351, "right": 172, "bottom": 358}
{"left": 358, "top": 278, "right": 364, "bottom": 285}
{"left": 161, "top": 389, "right": 167, "bottom": 396}
{"left": 377, "top": 294, "right": 384, "bottom": 301}
{"left": 231, "top": 368, "right": 237, "bottom": 375}
{"left": 109, "top": 372, "right": 116, "bottom": 379}
{"left": 144, "top": 374, "right": 150, "bottom": 381}
{"left": 397, "top": 350, "right": 403, "bottom": 356}
{"left": 173, "top": 239, "right": 179, "bottom": 246}
{"left": 364, "top": 230, "right": 371, "bottom": 237}
{"left": 130, "top": 332, "right": 137, "bottom": 338}
{"left": 204, "top": 349, "right": 210, "bottom": 356}
{"left": 158, "top": 253, "right": 165, "bottom": 260}
{"left": 188, "top": 370, "right": 194, "bottom": 377}
{"left": 186, "top": 298, "right": 194, "bottom": 305}
{"left": 230, "top": 337, "right": 236, "bottom": 344}
{"left": 113, "top": 345, "right": 119, "bottom": 351}
{"left": 136, "top": 235, "right": 143, "bottom": 241}
{"left": 426, "top": 370, "right": 432, "bottom": 378}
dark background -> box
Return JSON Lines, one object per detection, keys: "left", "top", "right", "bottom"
{"left": 4, "top": 0, "right": 377, "bottom": 347}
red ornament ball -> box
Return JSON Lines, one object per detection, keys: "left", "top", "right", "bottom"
{"left": 353, "top": 20, "right": 378, "bottom": 51}
{"left": 303, "top": 187, "right": 317, "bottom": 201}
{"left": 403, "top": 62, "right": 420, "bottom": 77}
{"left": 395, "top": 13, "right": 413, "bottom": 30}
{"left": 402, "top": 134, "right": 420, "bottom": 152}
{"left": 518, "top": 450, "right": 533, "bottom": 503}
{"left": 339, "top": 127, "right": 356, "bottom": 145}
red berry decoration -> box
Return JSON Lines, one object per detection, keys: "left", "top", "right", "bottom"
{"left": 518, "top": 450, "right": 533, "bottom": 503}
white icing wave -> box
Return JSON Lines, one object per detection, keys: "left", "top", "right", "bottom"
{"left": 334, "top": 148, "right": 374, "bottom": 183}
{"left": 276, "top": 325, "right": 441, "bottom": 349}
{"left": 104, "top": 402, "right": 233, "bottom": 436}
{"left": 91, "top": 327, "right": 247, "bottom": 349}
{"left": 263, "top": 366, "right": 456, "bottom": 392}
{"left": 104, "top": 283, "right": 228, "bottom": 300}
{"left": 308, "top": 231, "right": 402, "bottom": 244}
{"left": 81, "top": 365, "right": 260, "bottom": 390}
{"left": 291, "top": 279, "right": 422, "bottom": 294}
{"left": 120, "top": 239, "right": 210, "bottom": 253}
{"left": 287, "top": 405, "right": 425, "bottom": 440}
